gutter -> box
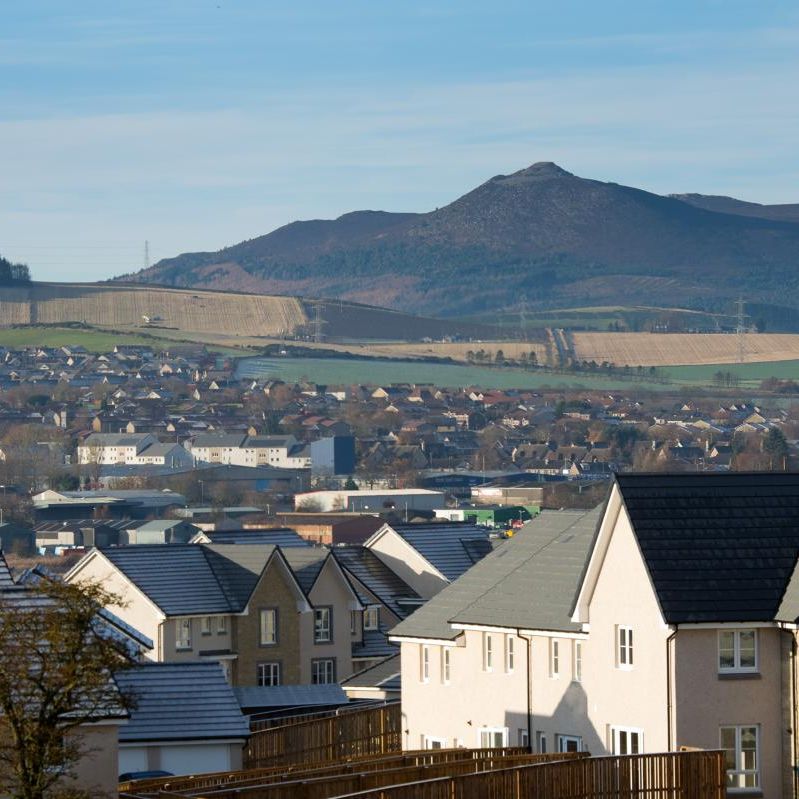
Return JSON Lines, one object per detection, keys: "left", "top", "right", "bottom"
{"left": 666, "top": 626, "right": 677, "bottom": 750}
{"left": 519, "top": 630, "right": 533, "bottom": 752}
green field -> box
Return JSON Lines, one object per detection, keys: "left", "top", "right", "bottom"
{"left": 0, "top": 326, "right": 242, "bottom": 355}
{"left": 663, "top": 360, "right": 799, "bottom": 386}
{"left": 236, "top": 357, "right": 668, "bottom": 390}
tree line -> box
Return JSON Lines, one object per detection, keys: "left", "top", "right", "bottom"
{"left": 0, "top": 255, "right": 31, "bottom": 284}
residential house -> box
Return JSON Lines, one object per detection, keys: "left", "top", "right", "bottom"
{"left": 392, "top": 473, "right": 799, "bottom": 796}
{"left": 65, "top": 543, "right": 362, "bottom": 688}
{"left": 116, "top": 662, "right": 249, "bottom": 777}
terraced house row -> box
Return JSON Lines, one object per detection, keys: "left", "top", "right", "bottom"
{"left": 392, "top": 473, "right": 799, "bottom": 797}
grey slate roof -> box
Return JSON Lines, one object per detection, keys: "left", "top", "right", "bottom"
{"left": 353, "top": 627, "right": 398, "bottom": 659}
{"left": 0, "top": 551, "right": 15, "bottom": 588}
{"left": 332, "top": 546, "right": 420, "bottom": 618}
{"left": 391, "top": 509, "right": 602, "bottom": 640}
{"left": 100, "top": 544, "right": 278, "bottom": 615}
{"left": 616, "top": 472, "right": 799, "bottom": 623}
{"left": 342, "top": 654, "right": 401, "bottom": 692}
{"left": 191, "top": 529, "right": 310, "bottom": 547}
{"left": 234, "top": 684, "right": 347, "bottom": 709}
{"left": 385, "top": 523, "right": 493, "bottom": 582}
{"left": 280, "top": 548, "right": 330, "bottom": 593}
{"left": 116, "top": 662, "right": 249, "bottom": 742}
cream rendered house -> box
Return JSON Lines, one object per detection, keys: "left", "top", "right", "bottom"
{"left": 393, "top": 473, "right": 799, "bottom": 797}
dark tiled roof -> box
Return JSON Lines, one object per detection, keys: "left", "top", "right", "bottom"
{"left": 332, "top": 547, "right": 420, "bottom": 618}
{"left": 280, "top": 548, "right": 329, "bottom": 594}
{"left": 234, "top": 684, "right": 347, "bottom": 709}
{"left": 116, "top": 662, "right": 249, "bottom": 742}
{"left": 194, "top": 529, "right": 310, "bottom": 547}
{"left": 353, "top": 627, "right": 399, "bottom": 659}
{"left": 616, "top": 473, "right": 799, "bottom": 623}
{"left": 388, "top": 523, "right": 493, "bottom": 582}
{"left": 342, "top": 654, "right": 401, "bottom": 692}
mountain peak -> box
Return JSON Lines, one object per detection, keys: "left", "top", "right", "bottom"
{"left": 491, "top": 162, "right": 574, "bottom": 185}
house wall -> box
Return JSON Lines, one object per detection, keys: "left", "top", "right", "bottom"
{"left": 162, "top": 615, "right": 233, "bottom": 663}
{"left": 67, "top": 554, "right": 163, "bottom": 657}
{"left": 306, "top": 560, "right": 356, "bottom": 682}
{"left": 68, "top": 723, "right": 119, "bottom": 793}
{"left": 119, "top": 740, "right": 243, "bottom": 777}
{"left": 400, "top": 632, "right": 529, "bottom": 749}
{"left": 234, "top": 559, "right": 303, "bottom": 687}
{"left": 581, "top": 506, "right": 671, "bottom": 754}
{"left": 674, "top": 626, "right": 785, "bottom": 798}
{"left": 368, "top": 532, "right": 447, "bottom": 599}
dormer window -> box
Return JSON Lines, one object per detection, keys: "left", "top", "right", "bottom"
{"left": 719, "top": 630, "right": 757, "bottom": 673}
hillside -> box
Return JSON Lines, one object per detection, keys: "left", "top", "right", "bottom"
{"left": 0, "top": 282, "right": 500, "bottom": 343}
{"left": 670, "top": 193, "right": 799, "bottom": 224}
{"left": 123, "top": 162, "right": 799, "bottom": 318}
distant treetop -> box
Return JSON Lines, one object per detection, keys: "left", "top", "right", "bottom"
{"left": 0, "top": 255, "right": 31, "bottom": 284}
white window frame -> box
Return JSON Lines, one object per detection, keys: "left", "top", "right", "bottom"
{"left": 259, "top": 608, "right": 278, "bottom": 646}
{"left": 441, "top": 647, "right": 451, "bottom": 684}
{"left": 573, "top": 641, "right": 583, "bottom": 682}
{"left": 314, "top": 607, "right": 332, "bottom": 643}
{"left": 200, "top": 616, "right": 212, "bottom": 636}
{"left": 556, "top": 734, "right": 583, "bottom": 753}
{"left": 311, "top": 658, "right": 336, "bottom": 684}
{"left": 217, "top": 615, "right": 227, "bottom": 634}
{"left": 718, "top": 630, "right": 758, "bottom": 674}
{"left": 483, "top": 633, "right": 493, "bottom": 672}
{"left": 478, "top": 727, "right": 508, "bottom": 748}
{"left": 421, "top": 645, "right": 430, "bottom": 683}
{"left": 505, "top": 634, "right": 515, "bottom": 673}
{"left": 424, "top": 735, "right": 447, "bottom": 750}
{"left": 535, "top": 731, "right": 547, "bottom": 753}
{"left": 176, "top": 618, "right": 192, "bottom": 650}
{"left": 550, "top": 639, "right": 560, "bottom": 678}
{"left": 518, "top": 728, "right": 529, "bottom": 748}
{"left": 611, "top": 726, "right": 643, "bottom": 755}
{"left": 617, "top": 626, "right": 634, "bottom": 669}
{"left": 257, "top": 661, "right": 280, "bottom": 687}
{"left": 364, "top": 606, "right": 380, "bottom": 630}
{"left": 720, "top": 724, "right": 760, "bottom": 791}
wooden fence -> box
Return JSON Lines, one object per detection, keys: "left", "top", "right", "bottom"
{"left": 328, "top": 750, "right": 726, "bottom": 799}
{"left": 245, "top": 702, "right": 402, "bottom": 769}
{"left": 120, "top": 746, "right": 532, "bottom": 795}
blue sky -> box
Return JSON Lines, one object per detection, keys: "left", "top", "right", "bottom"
{"left": 3, "top": 1, "right": 799, "bottom": 281}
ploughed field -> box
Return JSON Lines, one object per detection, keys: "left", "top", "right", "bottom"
{"left": 0, "top": 283, "right": 308, "bottom": 338}
{"left": 571, "top": 332, "right": 799, "bottom": 367}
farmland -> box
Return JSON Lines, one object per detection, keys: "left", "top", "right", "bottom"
{"left": 571, "top": 332, "right": 799, "bottom": 367}
{"left": 0, "top": 283, "right": 308, "bottom": 337}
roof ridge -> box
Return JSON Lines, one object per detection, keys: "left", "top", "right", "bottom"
{"left": 200, "top": 545, "right": 241, "bottom": 612}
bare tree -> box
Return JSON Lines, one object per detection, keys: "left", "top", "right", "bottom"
{"left": 0, "top": 579, "right": 134, "bottom": 799}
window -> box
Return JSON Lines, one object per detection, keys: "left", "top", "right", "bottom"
{"left": 217, "top": 616, "right": 227, "bottom": 634}
{"left": 350, "top": 610, "right": 358, "bottom": 635}
{"left": 257, "top": 662, "right": 280, "bottom": 687}
{"left": 421, "top": 645, "right": 430, "bottom": 682}
{"left": 364, "top": 606, "right": 380, "bottom": 630}
{"left": 259, "top": 608, "right": 278, "bottom": 646}
{"left": 201, "top": 616, "right": 212, "bottom": 636}
{"left": 550, "top": 640, "right": 560, "bottom": 677}
{"left": 573, "top": 641, "right": 583, "bottom": 682}
{"left": 518, "top": 729, "right": 529, "bottom": 748}
{"left": 479, "top": 728, "right": 508, "bottom": 748}
{"left": 617, "top": 626, "right": 634, "bottom": 668}
{"left": 424, "top": 736, "right": 446, "bottom": 750}
{"left": 611, "top": 726, "right": 643, "bottom": 755}
{"left": 176, "top": 618, "right": 192, "bottom": 650}
{"left": 535, "top": 731, "right": 547, "bottom": 753}
{"left": 721, "top": 725, "right": 759, "bottom": 790}
{"left": 314, "top": 607, "right": 332, "bottom": 643}
{"left": 441, "top": 648, "right": 451, "bottom": 683}
{"left": 505, "top": 635, "right": 515, "bottom": 673}
{"left": 312, "top": 658, "right": 336, "bottom": 684}
{"left": 719, "top": 630, "right": 757, "bottom": 673}
{"left": 557, "top": 734, "right": 582, "bottom": 753}
{"left": 483, "top": 633, "right": 493, "bottom": 671}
